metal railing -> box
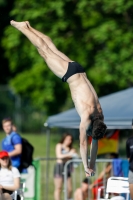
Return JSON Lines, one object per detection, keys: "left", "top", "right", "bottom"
{"left": 36, "top": 157, "right": 116, "bottom": 200}
{"left": 63, "top": 159, "right": 113, "bottom": 200}
{"left": 35, "top": 157, "right": 129, "bottom": 200}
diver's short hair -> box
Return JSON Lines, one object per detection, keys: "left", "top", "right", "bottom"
{"left": 92, "top": 119, "right": 107, "bottom": 140}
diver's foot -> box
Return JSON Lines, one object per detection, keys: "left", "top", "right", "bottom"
{"left": 25, "top": 21, "right": 30, "bottom": 28}
{"left": 85, "top": 168, "right": 95, "bottom": 177}
{"left": 10, "top": 20, "right": 28, "bottom": 30}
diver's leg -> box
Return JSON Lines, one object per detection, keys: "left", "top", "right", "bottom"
{"left": 26, "top": 21, "right": 72, "bottom": 62}
{"left": 10, "top": 20, "right": 68, "bottom": 78}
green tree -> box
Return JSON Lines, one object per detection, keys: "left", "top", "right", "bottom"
{"left": 2, "top": 0, "right": 133, "bottom": 115}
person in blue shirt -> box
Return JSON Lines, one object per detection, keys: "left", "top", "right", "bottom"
{"left": 1, "top": 118, "right": 22, "bottom": 170}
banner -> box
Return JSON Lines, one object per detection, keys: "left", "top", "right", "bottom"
{"left": 21, "top": 160, "right": 41, "bottom": 200}
{"left": 88, "top": 130, "right": 120, "bottom": 155}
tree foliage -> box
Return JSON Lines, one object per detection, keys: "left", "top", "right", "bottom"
{"left": 2, "top": 0, "right": 133, "bottom": 115}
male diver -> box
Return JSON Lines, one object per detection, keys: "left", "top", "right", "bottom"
{"left": 10, "top": 20, "right": 107, "bottom": 177}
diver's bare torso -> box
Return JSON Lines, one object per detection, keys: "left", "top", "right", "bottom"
{"left": 67, "top": 72, "right": 103, "bottom": 120}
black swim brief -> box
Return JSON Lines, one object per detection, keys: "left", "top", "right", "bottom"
{"left": 62, "top": 62, "right": 85, "bottom": 82}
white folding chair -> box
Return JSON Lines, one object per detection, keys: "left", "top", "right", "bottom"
{"left": 14, "top": 182, "right": 25, "bottom": 200}
{"left": 97, "top": 177, "right": 130, "bottom": 200}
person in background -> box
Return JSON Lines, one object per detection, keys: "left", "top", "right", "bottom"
{"left": 0, "top": 151, "right": 20, "bottom": 200}
{"left": 126, "top": 135, "right": 133, "bottom": 200}
{"left": 54, "top": 133, "right": 78, "bottom": 200}
{"left": 74, "top": 178, "right": 90, "bottom": 200}
{"left": 1, "top": 118, "right": 22, "bottom": 171}
{"left": 90, "top": 153, "right": 119, "bottom": 199}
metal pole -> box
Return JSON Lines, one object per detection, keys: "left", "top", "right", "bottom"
{"left": 63, "top": 160, "right": 68, "bottom": 200}
{"left": 45, "top": 128, "right": 50, "bottom": 200}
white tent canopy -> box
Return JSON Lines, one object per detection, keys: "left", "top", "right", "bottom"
{"left": 45, "top": 87, "right": 133, "bottom": 129}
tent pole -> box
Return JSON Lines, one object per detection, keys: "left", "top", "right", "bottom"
{"left": 45, "top": 127, "right": 50, "bottom": 200}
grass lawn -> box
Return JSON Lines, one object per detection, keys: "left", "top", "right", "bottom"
{"left": 0, "top": 131, "right": 64, "bottom": 158}
{"left": 0, "top": 130, "right": 129, "bottom": 158}
{"left": 0, "top": 132, "right": 46, "bottom": 158}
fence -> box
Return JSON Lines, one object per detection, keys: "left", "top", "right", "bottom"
{"left": 63, "top": 159, "right": 114, "bottom": 200}
{"left": 35, "top": 158, "right": 129, "bottom": 200}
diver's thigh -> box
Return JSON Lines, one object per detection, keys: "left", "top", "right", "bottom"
{"left": 38, "top": 47, "right": 69, "bottom": 78}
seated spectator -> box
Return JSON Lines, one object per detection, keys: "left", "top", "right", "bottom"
{"left": 0, "top": 151, "right": 20, "bottom": 200}
{"left": 1, "top": 118, "right": 22, "bottom": 172}
{"left": 74, "top": 178, "right": 90, "bottom": 200}
{"left": 54, "top": 133, "right": 78, "bottom": 200}
{"left": 90, "top": 153, "right": 119, "bottom": 199}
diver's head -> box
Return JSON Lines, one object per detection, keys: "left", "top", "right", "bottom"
{"left": 92, "top": 119, "right": 107, "bottom": 140}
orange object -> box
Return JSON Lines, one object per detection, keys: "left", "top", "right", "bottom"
{"left": 88, "top": 130, "right": 120, "bottom": 155}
